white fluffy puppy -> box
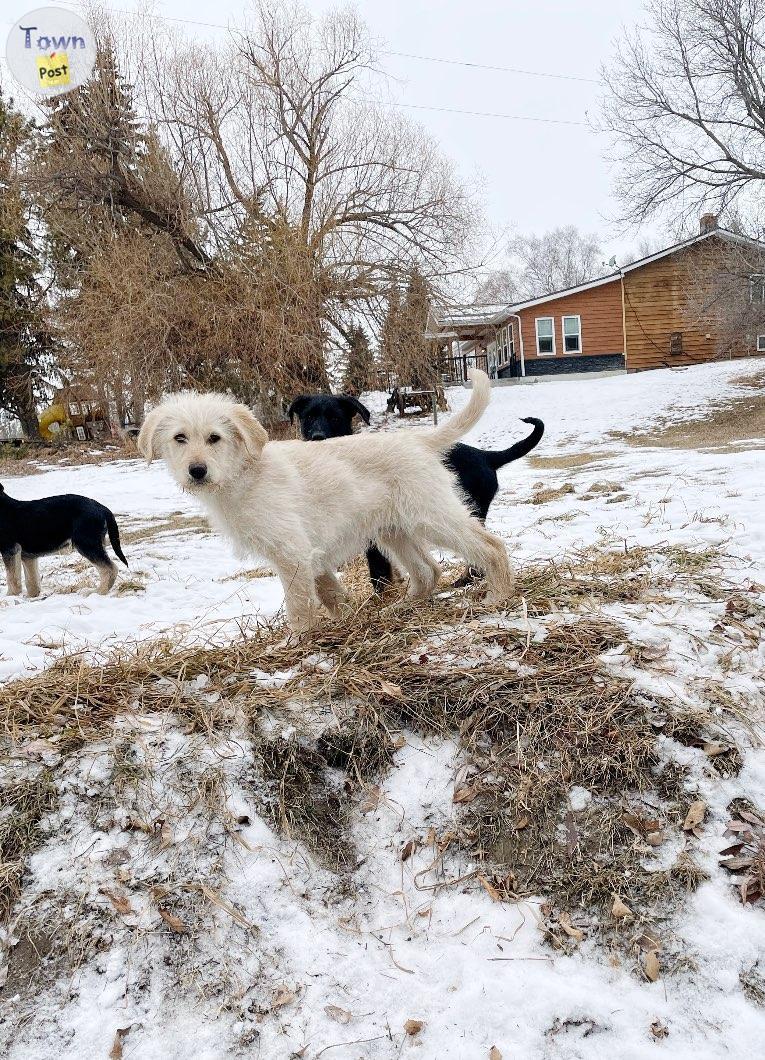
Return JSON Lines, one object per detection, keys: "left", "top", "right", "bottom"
{"left": 138, "top": 369, "right": 514, "bottom": 632}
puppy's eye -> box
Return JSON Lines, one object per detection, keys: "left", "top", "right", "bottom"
{"left": 174, "top": 433, "right": 187, "bottom": 444}
{"left": 208, "top": 433, "right": 221, "bottom": 445}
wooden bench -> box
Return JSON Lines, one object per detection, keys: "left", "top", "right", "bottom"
{"left": 387, "top": 388, "right": 442, "bottom": 424}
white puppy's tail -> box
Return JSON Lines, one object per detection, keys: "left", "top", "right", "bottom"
{"left": 422, "top": 368, "right": 491, "bottom": 452}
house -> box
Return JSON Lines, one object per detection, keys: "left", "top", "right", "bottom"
{"left": 430, "top": 218, "right": 765, "bottom": 381}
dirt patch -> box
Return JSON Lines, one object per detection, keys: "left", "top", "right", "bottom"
{"left": 0, "top": 930, "right": 57, "bottom": 1002}
{"left": 529, "top": 452, "right": 617, "bottom": 470}
{"left": 529, "top": 482, "right": 576, "bottom": 505}
{"left": 618, "top": 384, "right": 765, "bottom": 451}
{"left": 122, "top": 513, "right": 211, "bottom": 545}
{"left": 0, "top": 442, "right": 133, "bottom": 477}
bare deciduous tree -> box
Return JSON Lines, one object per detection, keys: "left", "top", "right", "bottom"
{"left": 472, "top": 268, "right": 519, "bottom": 306}
{"left": 509, "top": 226, "right": 604, "bottom": 298}
{"left": 602, "top": 0, "right": 765, "bottom": 227}
{"left": 139, "top": 2, "right": 476, "bottom": 343}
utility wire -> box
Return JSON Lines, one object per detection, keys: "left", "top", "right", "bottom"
{"left": 49, "top": 0, "right": 601, "bottom": 85}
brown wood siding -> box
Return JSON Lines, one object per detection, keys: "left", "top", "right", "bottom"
{"left": 624, "top": 243, "right": 714, "bottom": 370}
{"left": 622, "top": 238, "right": 764, "bottom": 370}
{"left": 510, "top": 280, "right": 624, "bottom": 364}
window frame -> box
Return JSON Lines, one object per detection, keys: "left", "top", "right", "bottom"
{"left": 495, "top": 323, "right": 515, "bottom": 366}
{"left": 757, "top": 334, "right": 765, "bottom": 352}
{"left": 535, "top": 316, "right": 556, "bottom": 357}
{"left": 561, "top": 314, "right": 582, "bottom": 354}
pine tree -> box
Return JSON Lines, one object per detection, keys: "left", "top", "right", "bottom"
{"left": 0, "top": 91, "right": 51, "bottom": 438}
{"left": 342, "top": 323, "right": 374, "bottom": 395}
{"left": 379, "top": 284, "right": 403, "bottom": 383}
{"left": 380, "top": 270, "right": 437, "bottom": 391}
{"left": 399, "top": 269, "right": 434, "bottom": 390}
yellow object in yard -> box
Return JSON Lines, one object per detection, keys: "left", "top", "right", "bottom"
{"left": 38, "top": 404, "right": 69, "bottom": 441}
{"left": 36, "top": 52, "right": 71, "bottom": 88}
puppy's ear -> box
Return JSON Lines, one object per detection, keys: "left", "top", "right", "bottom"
{"left": 339, "top": 395, "right": 371, "bottom": 425}
{"left": 137, "top": 406, "right": 169, "bottom": 464}
{"left": 229, "top": 404, "right": 268, "bottom": 457}
{"left": 286, "top": 395, "right": 309, "bottom": 424}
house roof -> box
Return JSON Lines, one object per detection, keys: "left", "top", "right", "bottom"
{"left": 431, "top": 227, "right": 765, "bottom": 336}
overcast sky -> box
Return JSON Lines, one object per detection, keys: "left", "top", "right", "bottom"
{"left": 3, "top": 0, "right": 659, "bottom": 267}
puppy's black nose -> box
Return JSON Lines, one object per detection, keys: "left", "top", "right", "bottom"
{"left": 189, "top": 463, "right": 208, "bottom": 481}
{"left": 310, "top": 432, "right": 326, "bottom": 441}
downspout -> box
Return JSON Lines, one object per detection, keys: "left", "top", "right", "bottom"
{"left": 507, "top": 313, "right": 526, "bottom": 377}
{"left": 619, "top": 269, "right": 627, "bottom": 371}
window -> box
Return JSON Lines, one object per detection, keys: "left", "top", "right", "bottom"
{"left": 535, "top": 317, "right": 555, "bottom": 356}
{"left": 562, "top": 315, "right": 582, "bottom": 353}
{"left": 757, "top": 335, "right": 765, "bottom": 352}
{"left": 750, "top": 275, "right": 765, "bottom": 303}
{"left": 670, "top": 332, "right": 684, "bottom": 356}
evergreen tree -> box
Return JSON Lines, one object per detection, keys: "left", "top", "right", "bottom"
{"left": 342, "top": 323, "right": 374, "bottom": 395}
{"left": 399, "top": 269, "right": 435, "bottom": 390}
{"left": 380, "top": 270, "right": 437, "bottom": 391}
{"left": 0, "top": 91, "right": 50, "bottom": 438}
{"left": 379, "top": 284, "right": 403, "bottom": 383}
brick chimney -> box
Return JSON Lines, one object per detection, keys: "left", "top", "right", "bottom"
{"left": 700, "top": 212, "right": 718, "bottom": 234}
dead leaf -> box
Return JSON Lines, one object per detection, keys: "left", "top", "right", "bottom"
{"left": 404, "top": 1019, "right": 424, "bottom": 1036}
{"left": 453, "top": 785, "right": 478, "bottom": 804}
{"left": 359, "top": 784, "right": 381, "bottom": 813}
{"left": 109, "top": 1027, "right": 130, "bottom": 1059}
{"left": 651, "top": 1019, "right": 669, "bottom": 1040}
{"left": 391, "top": 734, "right": 407, "bottom": 750}
{"left": 401, "top": 839, "right": 417, "bottom": 862}
{"left": 158, "top": 908, "right": 189, "bottom": 934}
{"left": 489, "top": 1048, "right": 503, "bottom": 1060}
{"left": 478, "top": 875, "right": 503, "bottom": 902}
{"left": 101, "top": 888, "right": 133, "bottom": 916}
{"left": 272, "top": 986, "right": 297, "bottom": 1010}
{"left": 683, "top": 800, "right": 706, "bottom": 832}
{"left": 558, "top": 912, "right": 584, "bottom": 943}
{"left": 611, "top": 896, "right": 632, "bottom": 920}
{"left": 703, "top": 742, "right": 727, "bottom": 757}
{"left": 644, "top": 950, "right": 661, "bottom": 982}
{"left": 153, "top": 817, "right": 173, "bottom": 849}
{"left": 325, "top": 1005, "right": 353, "bottom": 1025}
{"left": 379, "top": 680, "right": 403, "bottom": 700}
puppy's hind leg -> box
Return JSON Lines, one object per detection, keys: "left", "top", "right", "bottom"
{"left": 315, "top": 572, "right": 348, "bottom": 618}
{"left": 3, "top": 550, "right": 22, "bottom": 596}
{"left": 378, "top": 532, "right": 440, "bottom": 600}
{"left": 427, "top": 501, "right": 514, "bottom": 607}
{"left": 22, "top": 556, "right": 41, "bottom": 598}
{"left": 73, "top": 529, "right": 117, "bottom": 595}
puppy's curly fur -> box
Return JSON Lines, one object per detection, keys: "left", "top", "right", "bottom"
{"left": 138, "top": 370, "right": 514, "bottom": 632}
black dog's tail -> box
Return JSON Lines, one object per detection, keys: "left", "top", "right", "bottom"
{"left": 106, "top": 511, "right": 129, "bottom": 566}
{"left": 484, "top": 417, "right": 544, "bottom": 471}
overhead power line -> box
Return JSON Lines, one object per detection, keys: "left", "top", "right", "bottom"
{"left": 387, "top": 50, "right": 602, "bottom": 85}
{"left": 51, "top": 1, "right": 601, "bottom": 85}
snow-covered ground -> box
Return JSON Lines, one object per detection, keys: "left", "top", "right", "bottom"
{"left": 2, "top": 359, "right": 765, "bottom": 1059}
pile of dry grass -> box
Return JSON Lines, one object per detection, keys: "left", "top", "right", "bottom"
{"left": 0, "top": 773, "right": 56, "bottom": 920}
{"left": 0, "top": 542, "right": 758, "bottom": 940}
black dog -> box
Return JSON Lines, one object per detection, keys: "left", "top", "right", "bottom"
{"left": 287, "top": 393, "right": 370, "bottom": 440}
{"left": 288, "top": 393, "right": 544, "bottom": 589}
{"left": 0, "top": 483, "right": 128, "bottom": 597}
